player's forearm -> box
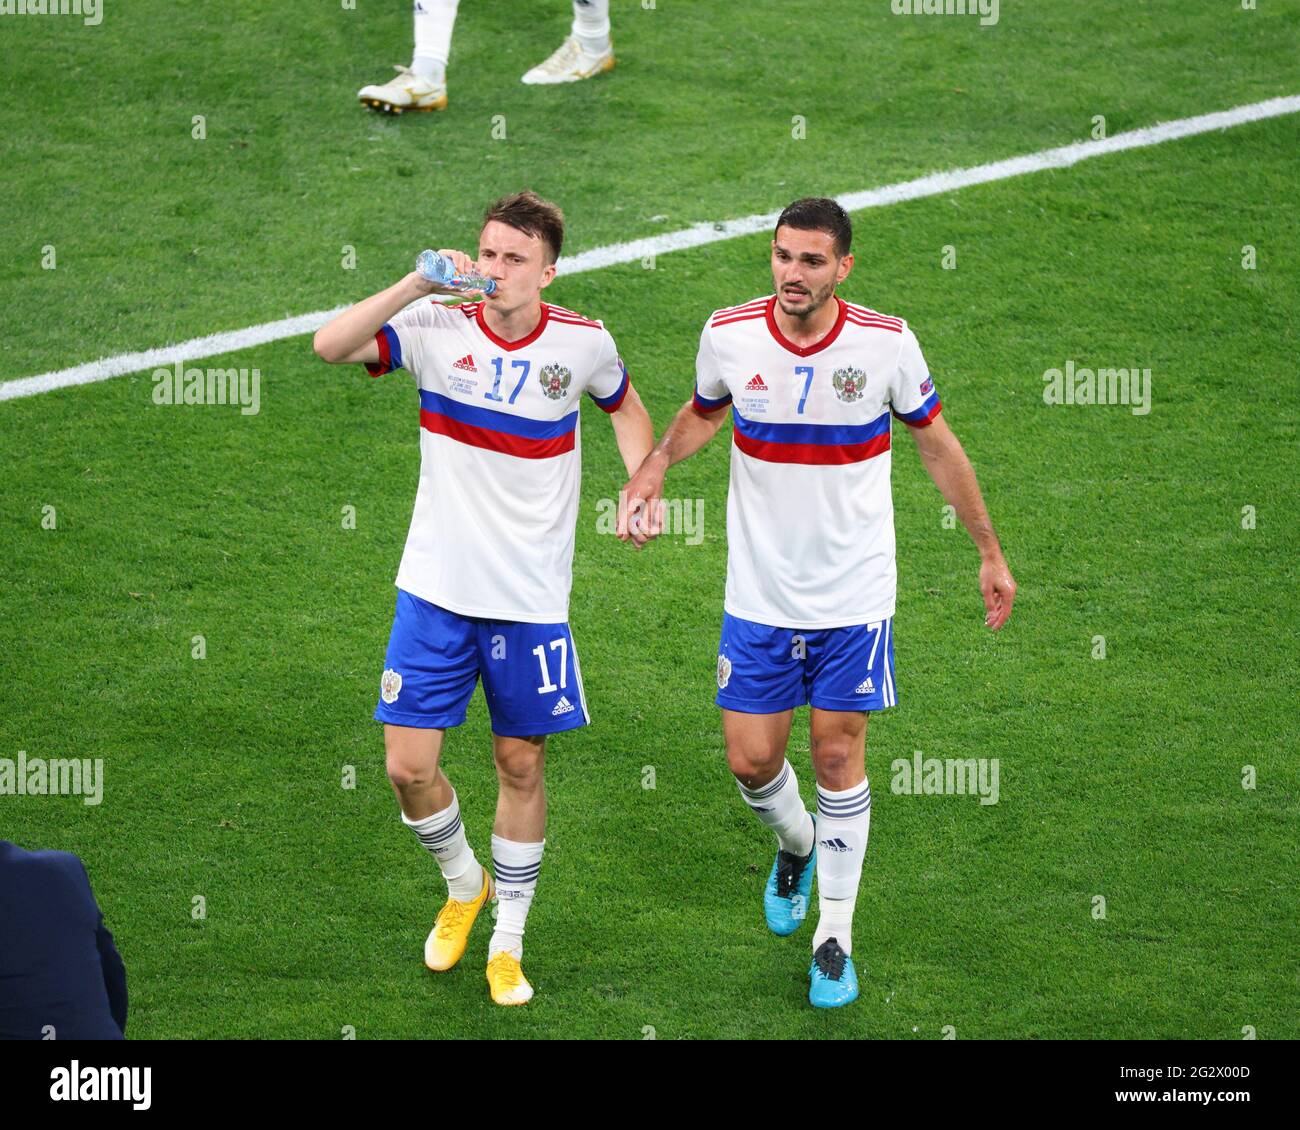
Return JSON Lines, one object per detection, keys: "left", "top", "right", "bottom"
{"left": 918, "top": 436, "right": 1004, "bottom": 561}
{"left": 609, "top": 385, "right": 655, "bottom": 477}
{"left": 644, "top": 400, "right": 726, "bottom": 472}
{"left": 313, "top": 274, "right": 427, "bottom": 363}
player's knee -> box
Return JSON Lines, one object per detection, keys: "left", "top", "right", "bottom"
{"left": 385, "top": 741, "right": 438, "bottom": 792}
{"left": 385, "top": 754, "right": 432, "bottom": 792}
{"left": 726, "top": 745, "right": 783, "bottom": 788}
{"left": 494, "top": 743, "right": 544, "bottom": 792}
{"left": 810, "top": 738, "right": 859, "bottom": 781}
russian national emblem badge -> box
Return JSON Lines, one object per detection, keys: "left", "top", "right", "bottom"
{"left": 539, "top": 363, "right": 573, "bottom": 400}
{"left": 380, "top": 669, "right": 403, "bottom": 704}
{"left": 832, "top": 366, "right": 867, "bottom": 403}
{"left": 717, "top": 655, "right": 732, "bottom": 690}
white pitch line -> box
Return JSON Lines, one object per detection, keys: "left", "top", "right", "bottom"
{"left": 4, "top": 94, "right": 1297, "bottom": 404}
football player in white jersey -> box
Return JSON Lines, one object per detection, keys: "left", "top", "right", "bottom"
{"left": 314, "top": 191, "right": 653, "bottom": 1005}
{"left": 620, "top": 198, "right": 1017, "bottom": 1008}
{"left": 358, "top": 0, "right": 616, "bottom": 114}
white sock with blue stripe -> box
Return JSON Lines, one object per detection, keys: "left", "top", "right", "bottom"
{"left": 736, "top": 759, "right": 814, "bottom": 857}
{"left": 813, "top": 779, "right": 872, "bottom": 955}
{"left": 490, "top": 835, "right": 545, "bottom": 959}
{"left": 402, "top": 791, "right": 483, "bottom": 902}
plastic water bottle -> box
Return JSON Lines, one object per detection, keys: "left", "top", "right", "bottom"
{"left": 415, "top": 249, "right": 497, "bottom": 295}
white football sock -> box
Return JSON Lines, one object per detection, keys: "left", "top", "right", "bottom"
{"left": 813, "top": 779, "right": 872, "bottom": 955}
{"left": 489, "top": 835, "right": 544, "bottom": 959}
{"left": 401, "top": 792, "right": 482, "bottom": 902}
{"left": 411, "top": 0, "right": 459, "bottom": 84}
{"left": 571, "top": 0, "right": 611, "bottom": 55}
{"left": 736, "top": 759, "right": 814, "bottom": 857}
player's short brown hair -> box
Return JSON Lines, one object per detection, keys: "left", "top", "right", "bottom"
{"left": 775, "top": 197, "right": 852, "bottom": 258}
{"left": 482, "top": 190, "right": 565, "bottom": 264}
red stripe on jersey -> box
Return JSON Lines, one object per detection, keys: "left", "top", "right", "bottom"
{"left": 546, "top": 304, "right": 602, "bottom": 327}
{"left": 365, "top": 327, "right": 395, "bottom": 377}
{"left": 712, "top": 298, "right": 769, "bottom": 322}
{"left": 711, "top": 310, "right": 768, "bottom": 328}
{"left": 844, "top": 303, "right": 902, "bottom": 329}
{"left": 845, "top": 314, "right": 903, "bottom": 334}
{"left": 733, "top": 428, "right": 891, "bottom": 465}
{"left": 455, "top": 302, "right": 482, "bottom": 317}
{"left": 548, "top": 313, "right": 603, "bottom": 330}
{"left": 420, "top": 409, "right": 576, "bottom": 459}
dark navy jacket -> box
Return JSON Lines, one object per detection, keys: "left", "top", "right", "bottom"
{"left": 0, "top": 841, "right": 127, "bottom": 1040}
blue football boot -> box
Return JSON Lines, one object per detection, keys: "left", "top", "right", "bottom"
{"left": 809, "top": 937, "right": 859, "bottom": 1008}
{"left": 763, "top": 814, "right": 816, "bottom": 936}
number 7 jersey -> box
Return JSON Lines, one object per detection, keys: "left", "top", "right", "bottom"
{"left": 692, "top": 295, "right": 942, "bottom": 630}
{"left": 366, "top": 298, "right": 631, "bottom": 624}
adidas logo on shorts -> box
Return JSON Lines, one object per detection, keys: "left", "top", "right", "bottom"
{"left": 854, "top": 677, "right": 875, "bottom": 695}
{"left": 453, "top": 353, "right": 477, "bottom": 372}
{"left": 552, "top": 696, "right": 575, "bottom": 716}
{"left": 745, "top": 373, "right": 768, "bottom": 391}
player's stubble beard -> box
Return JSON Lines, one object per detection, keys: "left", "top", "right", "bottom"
{"left": 774, "top": 274, "right": 837, "bottom": 322}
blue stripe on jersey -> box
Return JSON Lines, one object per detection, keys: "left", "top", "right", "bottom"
{"left": 588, "top": 366, "right": 629, "bottom": 409}
{"left": 732, "top": 409, "right": 891, "bottom": 447}
{"left": 894, "top": 390, "right": 941, "bottom": 424}
{"left": 380, "top": 324, "right": 404, "bottom": 370}
{"left": 418, "top": 389, "right": 579, "bottom": 439}
{"left": 693, "top": 387, "right": 733, "bottom": 411}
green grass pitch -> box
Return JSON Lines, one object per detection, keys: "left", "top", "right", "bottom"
{"left": 1, "top": 0, "right": 1297, "bottom": 1039}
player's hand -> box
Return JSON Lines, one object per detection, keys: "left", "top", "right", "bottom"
{"left": 411, "top": 249, "right": 487, "bottom": 297}
{"left": 979, "top": 554, "right": 1017, "bottom": 630}
{"left": 618, "top": 457, "right": 667, "bottom": 549}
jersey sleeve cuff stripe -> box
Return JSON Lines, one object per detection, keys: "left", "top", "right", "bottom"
{"left": 364, "top": 324, "right": 403, "bottom": 376}
{"left": 692, "top": 389, "right": 733, "bottom": 414}
{"left": 589, "top": 368, "right": 630, "bottom": 412}
{"left": 893, "top": 392, "right": 942, "bottom": 426}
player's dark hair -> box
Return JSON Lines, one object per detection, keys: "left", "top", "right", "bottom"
{"left": 775, "top": 197, "right": 852, "bottom": 258}
{"left": 482, "top": 190, "right": 565, "bottom": 264}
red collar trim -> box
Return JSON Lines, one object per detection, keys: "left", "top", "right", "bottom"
{"left": 764, "top": 295, "right": 847, "bottom": 357}
{"left": 476, "top": 302, "right": 549, "bottom": 351}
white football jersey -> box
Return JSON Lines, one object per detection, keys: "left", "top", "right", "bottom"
{"left": 693, "top": 294, "right": 941, "bottom": 630}
{"left": 367, "top": 299, "right": 630, "bottom": 623}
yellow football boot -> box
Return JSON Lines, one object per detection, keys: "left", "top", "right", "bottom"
{"left": 486, "top": 951, "right": 534, "bottom": 1006}
{"left": 423, "top": 868, "right": 494, "bottom": 972}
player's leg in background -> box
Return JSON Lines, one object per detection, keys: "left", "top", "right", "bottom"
{"left": 357, "top": 0, "right": 456, "bottom": 113}
{"left": 520, "top": 0, "right": 615, "bottom": 85}
{"left": 411, "top": 0, "right": 458, "bottom": 87}
{"left": 384, "top": 723, "right": 485, "bottom": 903}
{"left": 808, "top": 708, "right": 870, "bottom": 957}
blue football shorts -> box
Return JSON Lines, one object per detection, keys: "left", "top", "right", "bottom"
{"left": 375, "top": 589, "right": 590, "bottom": 737}
{"left": 714, "top": 611, "right": 898, "bottom": 714}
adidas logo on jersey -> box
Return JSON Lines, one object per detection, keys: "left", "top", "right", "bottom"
{"left": 453, "top": 354, "right": 477, "bottom": 372}
{"left": 854, "top": 677, "right": 876, "bottom": 695}
{"left": 745, "top": 373, "right": 768, "bottom": 391}
{"left": 551, "top": 696, "right": 575, "bottom": 716}
{"left": 819, "top": 837, "right": 851, "bottom": 853}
